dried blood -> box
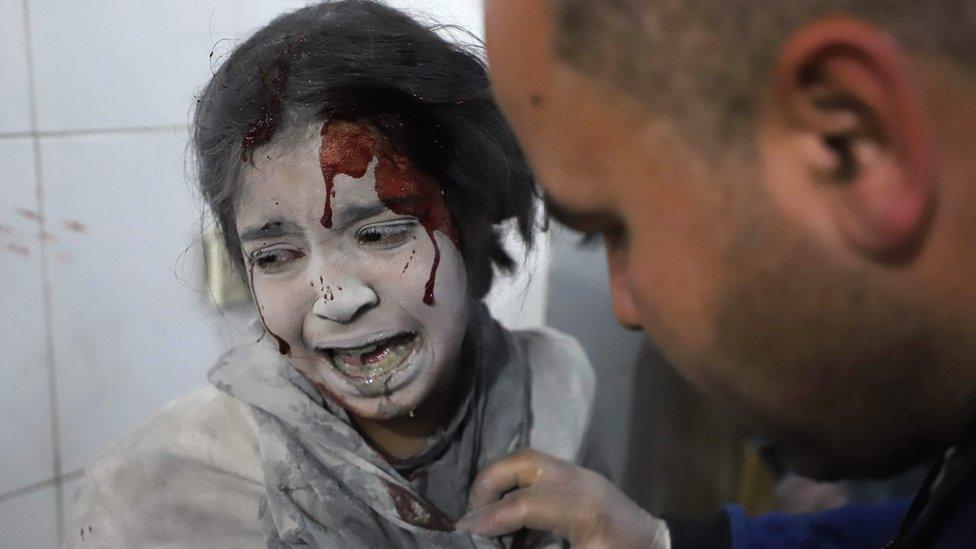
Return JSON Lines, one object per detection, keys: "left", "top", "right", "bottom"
{"left": 247, "top": 261, "right": 291, "bottom": 355}
{"left": 318, "top": 122, "right": 459, "bottom": 305}
{"left": 382, "top": 478, "right": 455, "bottom": 531}
{"left": 240, "top": 36, "right": 305, "bottom": 162}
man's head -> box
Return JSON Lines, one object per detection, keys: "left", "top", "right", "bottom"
{"left": 486, "top": 0, "right": 976, "bottom": 478}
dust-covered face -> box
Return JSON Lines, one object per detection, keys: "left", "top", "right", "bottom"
{"left": 235, "top": 122, "right": 470, "bottom": 420}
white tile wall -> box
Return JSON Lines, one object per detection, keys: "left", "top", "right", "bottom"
{"left": 0, "top": 0, "right": 31, "bottom": 133}
{"left": 0, "top": 139, "right": 54, "bottom": 494}
{"left": 0, "top": 487, "right": 59, "bottom": 549}
{"left": 29, "top": 0, "right": 239, "bottom": 132}
{"left": 234, "top": 0, "right": 313, "bottom": 35}
{"left": 27, "top": 0, "right": 483, "bottom": 134}
{"left": 42, "top": 130, "right": 224, "bottom": 473}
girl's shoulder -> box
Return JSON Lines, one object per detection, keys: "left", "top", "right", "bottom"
{"left": 64, "top": 386, "right": 265, "bottom": 548}
{"left": 511, "top": 327, "right": 596, "bottom": 463}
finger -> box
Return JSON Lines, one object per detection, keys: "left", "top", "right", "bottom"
{"left": 468, "top": 449, "right": 564, "bottom": 510}
{"left": 457, "top": 486, "right": 573, "bottom": 539}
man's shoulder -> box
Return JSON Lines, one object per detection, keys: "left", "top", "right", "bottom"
{"left": 512, "top": 327, "right": 596, "bottom": 461}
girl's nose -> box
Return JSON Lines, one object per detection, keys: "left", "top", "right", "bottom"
{"left": 312, "top": 277, "right": 379, "bottom": 324}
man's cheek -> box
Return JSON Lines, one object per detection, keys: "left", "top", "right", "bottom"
{"left": 629, "top": 255, "right": 698, "bottom": 351}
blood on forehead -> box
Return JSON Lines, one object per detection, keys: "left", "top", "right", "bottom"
{"left": 318, "top": 121, "right": 460, "bottom": 305}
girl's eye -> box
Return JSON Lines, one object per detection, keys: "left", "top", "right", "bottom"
{"left": 356, "top": 220, "right": 417, "bottom": 249}
{"left": 251, "top": 248, "right": 305, "bottom": 273}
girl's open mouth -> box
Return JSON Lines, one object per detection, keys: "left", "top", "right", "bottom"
{"left": 316, "top": 332, "right": 420, "bottom": 383}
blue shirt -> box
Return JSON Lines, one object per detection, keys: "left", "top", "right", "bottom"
{"left": 726, "top": 498, "right": 910, "bottom": 548}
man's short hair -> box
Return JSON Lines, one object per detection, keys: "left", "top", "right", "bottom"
{"left": 554, "top": 0, "right": 976, "bottom": 147}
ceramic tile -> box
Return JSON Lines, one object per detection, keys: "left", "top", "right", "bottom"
{"left": 41, "top": 130, "right": 223, "bottom": 473}
{"left": 0, "top": 139, "right": 54, "bottom": 493}
{"left": 29, "top": 0, "right": 239, "bottom": 132}
{"left": 0, "top": 0, "right": 31, "bottom": 133}
{"left": 233, "top": 0, "right": 311, "bottom": 35}
{"left": 0, "top": 486, "right": 58, "bottom": 549}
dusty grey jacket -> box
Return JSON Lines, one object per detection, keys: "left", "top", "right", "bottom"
{"left": 65, "top": 324, "right": 594, "bottom": 548}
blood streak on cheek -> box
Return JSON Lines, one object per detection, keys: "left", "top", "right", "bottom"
{"left": 319, "top": 121, "right": 460, "bottom": 305}
{"left": 247, "top": 261, "right": 291, "bottom": 355}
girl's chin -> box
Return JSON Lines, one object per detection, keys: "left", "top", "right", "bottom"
{"left": 343, "top": 395, "right": 422, "bottom": 421}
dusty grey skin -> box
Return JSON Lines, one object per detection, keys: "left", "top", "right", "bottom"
{"left": 209, "top": 306, "right": 557, "bottom": 548}
{"left": 236, "top": 128, "right": 472, "bottom": 421}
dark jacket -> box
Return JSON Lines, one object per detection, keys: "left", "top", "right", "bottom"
{"left": 668, "top": 436, "right": 976, "bottom": 548}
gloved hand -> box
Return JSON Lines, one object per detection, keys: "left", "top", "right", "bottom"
{"left": 456, "top": 449, "right": 670, "bottom": 548}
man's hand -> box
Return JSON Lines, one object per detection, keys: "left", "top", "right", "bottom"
{"left": 456, "top": 449, "right": 670, "bottom": 548}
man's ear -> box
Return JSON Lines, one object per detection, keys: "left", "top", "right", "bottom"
{"left": 766, "top": 17, "right": 935, "bottom": 261}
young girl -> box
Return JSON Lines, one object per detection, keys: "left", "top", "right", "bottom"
{"left": 67, "top": 2, "right": 595, "bottom": 547}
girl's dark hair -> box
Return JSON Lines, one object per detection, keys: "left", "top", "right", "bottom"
{"left": 193, "top": 0, "right": 538, "bottom": 299}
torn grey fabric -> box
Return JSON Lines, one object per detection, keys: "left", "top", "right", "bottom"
{"left": 209, "top": 308, "right": 537, "bottom": 547}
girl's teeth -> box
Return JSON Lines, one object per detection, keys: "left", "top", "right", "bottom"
{"left": 331, "top": 335, "right": 416, "bottom": 380}
{"left": 357, "top": 343, "right": 378, "bottom": 355}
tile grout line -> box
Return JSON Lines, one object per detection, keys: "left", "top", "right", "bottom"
{"left": 0, "top": 470, "right": 84, "bottom": 506}
{"left": 21, "top": 0, "right": 65, "bottom": 543}
{"left": 0, "top": 124, "right": 190, "bottom": 140}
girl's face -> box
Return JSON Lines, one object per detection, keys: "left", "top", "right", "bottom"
{"left": 235, "top": 122, "right": 470, "bottom": 419}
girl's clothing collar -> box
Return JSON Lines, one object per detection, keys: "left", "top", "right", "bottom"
{"left": 209, "top": 305, "right": 531, "bottom": 548}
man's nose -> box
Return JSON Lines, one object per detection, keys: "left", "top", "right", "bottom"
{"left": 312, "top": 277, "right": 379, "bottom": 324}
